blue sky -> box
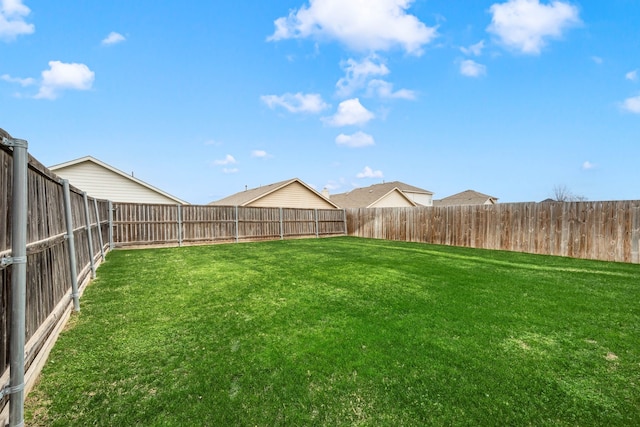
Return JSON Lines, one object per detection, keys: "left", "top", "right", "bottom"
{"left": 1, "top": 0, "right": 639, "bottom": 204}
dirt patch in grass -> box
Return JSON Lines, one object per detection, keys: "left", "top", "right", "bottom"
{"left": 605, "top": 352, "right": 619, "bottom": 361}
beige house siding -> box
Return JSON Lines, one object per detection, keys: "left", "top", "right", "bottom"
{"left": 329, "top": 181, "right": 432, "bottom": 208}
{"left": 51, "top": 159, "right": 186, "bottom": 204}
{"left": 403, "top": 191, "right": 433, "bottom": 206}
{"left": 250, "top": 181, "right": 336, "bottom": 209}
{"left": 370, "top": 190, "right": 416, "bottom": 208}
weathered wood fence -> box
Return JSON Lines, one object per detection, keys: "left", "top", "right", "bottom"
{"left": 346, "top": 201, "right": 640, "bottom": 264}
{"left": 112, "top": 203, "right": 348, "bottom": 247}
{"left": 112, "top": 201, "right": 640, "bottom": 264}
{"left": 1, "top": 134, "right": 110, "bottom": 423}
{"left": 2, "top": 131, "right": 639, "bottom": 424}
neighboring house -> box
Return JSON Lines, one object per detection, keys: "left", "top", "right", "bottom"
{"left": 329, "top": 181, "right": 434, "bottom": 208}
{"left": 49, "top": 156, "right": 188, "bottom": 204}
{"left": 208, "top": 178, "right": 340, "bottom": 209}
{"left": 433, "top": 190, "right": 498, "bottom": 206}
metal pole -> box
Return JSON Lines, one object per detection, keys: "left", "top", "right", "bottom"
{"left": 2, "top": 137, "right": 28, "bottom": 427}
{"left": 315, "top": 209, "right": 319, "bottom": 238}
{"left": 62, "top": 180, "right": 81, "bottom": 312}
{"left": 279, "top": 207, "right": 284, "bottom": 240}
{"left": 93, "top": 198, "right": 105, "bottom": 259}
{"left": 177, "top": 204, "right": 183, "bottom": 247}
{"left": 108, "top": 201, "right": 114, "bottom": 250}
{"left": 83, "top": 192, "right": 96, "bottom": 279}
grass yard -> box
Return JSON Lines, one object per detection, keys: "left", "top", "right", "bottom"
{"left": 25, "top": 237, "right": 640, "bottom": 426}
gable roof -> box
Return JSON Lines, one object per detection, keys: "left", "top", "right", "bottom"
{"left": 330, "top": 181, "right": 432, "bottom": 208}
{"left": 49, "top": 156, "right": 188, "bottom": 204}
{"left": 434, "top": 189, "right": 498, "bottom": 206}
{"left": 209, "top": 178, "right": 340, "bottom": 208}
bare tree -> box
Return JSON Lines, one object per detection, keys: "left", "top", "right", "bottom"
{"left": 552, "top": 185, "right": 588, "bottom": 202}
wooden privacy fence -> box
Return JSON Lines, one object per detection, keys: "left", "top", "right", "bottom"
{"left": 1, "top": 136, "right": 110, "bottom": 423}
{"left": 346, "top": 201, "right": 640, "bottom": 264}
{"left": 112, "top": 203, "right": 348, "bottom": 247}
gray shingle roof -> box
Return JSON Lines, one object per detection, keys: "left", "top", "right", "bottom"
{"left": 330, "top": 181, "right": 432, "bottom": 208}
{"left": 208, "top": 178, "right": 339, "bottom": 208}
{"left": 433, "top": 189, "right": 498, "bottom": 206}
{"left": 209, "top": 178, "right": 296, "bottom": 206}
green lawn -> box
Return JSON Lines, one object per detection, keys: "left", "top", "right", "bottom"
{"left": 26, "top": 237, "right": 640, "bottom": 426}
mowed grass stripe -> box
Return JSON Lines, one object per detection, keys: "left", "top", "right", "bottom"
{"left": 26, "top": 237, "right": 640, "bottom": 426}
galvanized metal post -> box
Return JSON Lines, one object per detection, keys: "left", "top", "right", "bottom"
{"left": 62, "top": 180, "right": 81, "bottom": 312}
{"left": 108, "top": 201, "right": 114, "bottom": 250}
{"left": 93, "top": 198, "right": 105, "bottom": 259}
{"left": 177, "top": 204, "right": 183, "bottom": 247}
{"left": 83, "top": 192, "right": 96, "bottom": 279}
{"left": 315, "top": 209, "right": 319, "bottom": 238}
{"left": 235, "top": 205, "right": 239, "bottom": 243}
{"left": 279, "top": 207, "right": 284, "bottom": 240}
{"left": 2, "top": 137, "right": 28, "bottom": 427}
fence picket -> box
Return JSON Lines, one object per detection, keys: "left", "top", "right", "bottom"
{"left": 346, "top": 203, "right": 640, "bottom": 263}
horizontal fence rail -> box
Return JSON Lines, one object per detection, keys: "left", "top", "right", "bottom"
{"left": 1, "top": 136, "right": 110, "bottom": 424}
{"left": 346, "top": 201, "right": 640, "bottom": 264}
{"left": 2, "top": 128, "right": 639, "bottom": 423}
{"left": 112, "top": 203, "right": 348, "bottom": 247}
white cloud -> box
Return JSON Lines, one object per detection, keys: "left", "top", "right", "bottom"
{"left": 222, "top": 168, "right": 239, "bottom": 174}
{"left": 460, "top": 59, "right": 487, "bottom": 77}
{"left": 213, "top": 154, "right": 237, "bottom": 165}
{"left": 323, "top": 98, "right": 374, "bottom": 127}
{"left": 356, "top": 166, "right": 384, "bottom": 179}
{"left": 34, "top": 61, "right": 95, "bottom": 100}
{"left": 323, "top": 178, "right": 346, "bottom": 191}
{"left": 261, "top": 92, "right": 329, "bottom": 113}
{"left": 268, "top": 0, "right": 438, "bottom": 55}
{"left": 336, "top": 56, "right": 389, "bottom": 97}
{"left": 582, "top": 161, "right": 595, "bottom": 170}
{"left": 591, "top": 56, "right": 603, "bottom": 64}
{"left": 626, "top": 69, "right": 638, "bottom": 82}
{"left": 251, "top": 150, "right": 271, "bottom": 158}
{"left": 1, "top": 73, "right": 35, "bottom": 86}
{"left": 487, "top": 0, "right": 581, "bottom": 55}
{"left": 0, "top": 0, "right": 34, "bottom": 41}
{"left": 460, "top": 40, "right": 485, "bottom": 56}
{"left": 335, "top": 131, "right": 375, "bottom": 147}
{"left": 621, "top": 95, "right": 640, "bottom": 114}
{"left": 102, "top": 31, "right": 126, "bottom": 46}
{"left": 366, "top": 79, "right": 416, "bottom": 99}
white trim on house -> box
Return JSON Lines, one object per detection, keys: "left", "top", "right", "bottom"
{"left": 368, "top": 187, "right": 418, "bottom": 208}
{"left": 210, "top": 178, "right": 340, "bottom": 209}
{"left": 49, "top": 156, "right": 188, "bottom": 204}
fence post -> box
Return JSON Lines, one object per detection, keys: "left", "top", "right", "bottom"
{"left": 315, "top": 209, "right": 319, "bottom": 238}
{"left": 177, "top": 204, "right": 183, "bottom": 247}
{"left": 235, "top": 206, "right": 239, "bottom": 243}
{"left": 62, "top": 180, "right": 81, "bottom": 312}
{"left": 83, "top": 192, "right": 97, "bottom": 279}
{"left": 1, "top": 136, "right": 28, "bottom": 427}
{"left": 343, "top": 209, "right": 348, "bottom": 236}
{"left": 108, "top": 201, "right": 114, "bottom": 250}
{"left": 279, "top": 207, "right": 284, "bottom": 240}
{"left": 93, "top": 198, "right": 105, "bottom": 260}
